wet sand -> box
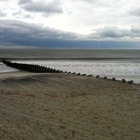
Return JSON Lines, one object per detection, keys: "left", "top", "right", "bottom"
{"left": 0, "top": 72, "right": 140, "bottom": 140}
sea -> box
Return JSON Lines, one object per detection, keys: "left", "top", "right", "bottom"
{"left": 0, "top": 48, "right": 140, "bottom": 84}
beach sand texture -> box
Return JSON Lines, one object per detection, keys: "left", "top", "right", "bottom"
{"left": 0, "top": 72, "right": 140, "bottom": 140}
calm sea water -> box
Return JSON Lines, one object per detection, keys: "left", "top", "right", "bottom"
{"left": 0, "top": 49, "right": 140, "bottom": 83}
{"left": 0, "top": 49, "right": 140, "bottom": 60}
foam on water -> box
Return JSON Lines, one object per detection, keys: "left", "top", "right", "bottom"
{"left": 0, "top": 62, "right": 18, "bottom": 73}
{"left": 14, "top": 60, "right": 140, "bottom": 75}
{"left": 3, "top": 60, "right": 138, "bottom": 84}
{"left": 1, "top": 49, "right": 140, "bottom": 83}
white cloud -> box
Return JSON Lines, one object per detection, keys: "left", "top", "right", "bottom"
{"left": 0, "top": 10, "right": 6, "bottom": 17}
{"left": 89, "top": 26, "right": 140, "bottom": 41}
{"left": 131, "top": 25, "right": 140, "bottom": 33}
{"left": 18, "top": 0, "right": 32, "bottom": 4}
{"left": 130, "top": 7, "right": 140, "bottom": 17}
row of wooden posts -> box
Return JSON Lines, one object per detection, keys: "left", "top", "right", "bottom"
{"left": 68, "top": 73, "right": 134, "bottom": 84}
{"left": 2, "top": 60, "right": 63, "bottom": 73}
{"left": 2, "top": 59, "right": 134, "bottom": 84}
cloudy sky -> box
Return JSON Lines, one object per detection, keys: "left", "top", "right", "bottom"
{"left": 0, "top": 0, "right": 140, "bottom": 49}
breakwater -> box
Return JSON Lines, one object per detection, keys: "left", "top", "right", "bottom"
{"left": 2, "top": 59, "right": 137, "bottom": 84}
{"left": 2, "top": 60, "right": 62, "bottom": 73}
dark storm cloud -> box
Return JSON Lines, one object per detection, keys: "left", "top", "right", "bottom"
{"left": 0, "top": 20, "right": 138, "bottom": 48}
{"left": 130, "top": 7, "right": 140, "bottom": 17}
{"left": 0, "top": 19, "right": 79, "bottom": 47}
{"left": 18, "top": 0, "right": 63, "bottom": 14}
{"left": 90, "top": 26, "right": 140, "bottom": 39}
{"left": 96, "top": 26, "right": 129, "bottom": 38}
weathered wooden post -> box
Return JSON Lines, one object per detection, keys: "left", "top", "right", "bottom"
{"left": 96, "top": 75, "right": 99, "bottom": 78}
{"left": 122, "top": 79, "right": 126, "bottom": 83}
{"left": 112, "top": 77, "right": 116, "bottom": 81}
{"left": 128, "top": 80, "right": 133, "bottom": 84}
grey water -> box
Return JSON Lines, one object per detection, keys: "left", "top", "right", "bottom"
{"left": 0, "top": 48, "right": 140, "bottom": 60}
{"left": 0, "top": 48, "right": 140, "bottom": 83}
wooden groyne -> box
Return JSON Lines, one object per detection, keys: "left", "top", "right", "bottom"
{"left": 70, "top": 72, "right": 136, "bottom": 84}
{"left": 2, "top": 59, "right": 137, "bottom": 84}
{"left": 2, "top": 60, "right": 62, "bottom": 73}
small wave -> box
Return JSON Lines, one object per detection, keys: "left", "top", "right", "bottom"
{"left": 0, "top": 62, "right": 4, "bottom": 65}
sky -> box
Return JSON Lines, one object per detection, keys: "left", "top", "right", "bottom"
{"left": 0, "top": 0, "right": 140, "bottom": 49}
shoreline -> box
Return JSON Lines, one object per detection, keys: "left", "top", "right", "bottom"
{"left": 0, "top": 72, "right": 140, "bottom": 139}
{"left": 1, "top": 57, "right": 140, "bottom": 61}
{"left": 0, "top": 71, "right": 44, "bottom": 79}
{"left": 0, "top": 71, "right": 140, "bottom": 84}
{"left": 99, "top": 74, "right": 140, "bottom": 84}
{"left": 1, "top": 59, "right": 140, "bottom": 84}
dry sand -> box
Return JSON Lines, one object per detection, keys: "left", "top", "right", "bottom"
{"left": 0, "top": 72, "right": 140, "bottom": 140}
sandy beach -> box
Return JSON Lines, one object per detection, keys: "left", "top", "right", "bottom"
{"left": 0, "top": 72, "right": 140, "bottom": 140}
